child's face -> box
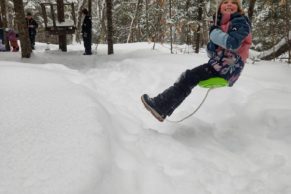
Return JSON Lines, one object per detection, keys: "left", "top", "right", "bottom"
{"left": 220, "top": 0, "right": 238, "bottom": 14}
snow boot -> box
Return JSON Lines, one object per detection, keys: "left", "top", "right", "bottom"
{"left": 141, "top": 79, "right": 191, "bottom": 122}
{"left": 141, "top": 64, "right": 216, "bottom": 122}
{"left": 141, "top": 94, "right": 166, "bottom": 122}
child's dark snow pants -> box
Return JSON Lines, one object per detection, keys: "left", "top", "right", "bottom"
{"left": 152, "top": 63, "right": 219, "bottom": 117}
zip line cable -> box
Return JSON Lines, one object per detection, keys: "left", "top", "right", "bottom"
{"left": 166, "top": 88, "right": 213, "bottom": 123}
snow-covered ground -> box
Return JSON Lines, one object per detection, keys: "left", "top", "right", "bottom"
{"left": 0, "top": 42, "right": 291, "bottom": 194}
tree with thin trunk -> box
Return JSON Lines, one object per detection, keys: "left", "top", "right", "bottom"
{"left": 76, "top": 0, "right": 87, "bottom": 43}
{"left": 195, "top": 0, "right": 203, "bottom": 53}
{"left": 127, "top": 0, "right": 142, "bottom": 43}
{"left": 88, "top": 0, "right": 92, "bottom": 16}
{"left": 283, "top": 0, "right": 291, "bottom": 63}
{"left": 57, "top": 0, "right": 67, "bottom": 52}
{"left": 98, "top": 0, "right": 107, "bottom": 44}
{"left": 169, "top": 0, "right": 173, "bottom": 53}
{"left": 106, "top": 0, "right": 113, "bottom": 54}
{"left": 145, "top": 0, "right": 149, "bottom": 41}
{"left": 152, "top": 0, "right": 165, "bottom": 49}
{"left": 248, "top": 0, "right": 256, "bottom": 23}
{"left": 185, "top": 0, "right": 191, "bottom": 45}
{"left": 0, "top": 0, "right": 10, "bottom": 51}
{"left": 12, "top": 0, "right": 31, "bottom": 58}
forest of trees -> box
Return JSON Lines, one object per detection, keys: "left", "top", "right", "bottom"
{"left": 0, "top": 0, "right": 290, "bottom": 62}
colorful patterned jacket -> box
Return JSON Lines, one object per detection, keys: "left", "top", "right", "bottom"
{"left": 206, "top": 12, "right": 252, "bottom": 86}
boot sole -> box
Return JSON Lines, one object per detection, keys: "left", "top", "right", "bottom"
{"left": 141, "top": 95, "right": 165, "bottom": 122}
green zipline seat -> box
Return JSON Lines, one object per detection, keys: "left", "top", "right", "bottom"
{"left": 198, "top": 77, "right": 228, "bottom": 88}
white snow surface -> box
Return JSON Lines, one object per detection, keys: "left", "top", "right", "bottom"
{"left": 0, "top": 42, "right": 291, "bottom": 194}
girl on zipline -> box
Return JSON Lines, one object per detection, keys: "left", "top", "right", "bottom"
{"left": 141, "top": 0, "right": 252, "bottom": 122}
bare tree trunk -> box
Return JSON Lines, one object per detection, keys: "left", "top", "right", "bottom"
{"left": 152, "top": 1, "right": 164, "bottom": 49}
{"left": 98, "top": 0, "right": 107, "bottom": 44}
{"left": 248, "top": 0, "right": 256, "bottom": 23}
{"left": 12, "top": 0, "right": 31, "bottom": 58}
{"left": 0, "top": 0, "right": 10, "bottom": 51}
{"left": 106, "top": 0, "right": 113, "bottom": 54}
{"left": 57, "top": 0, "right": 67, "bottom": 52}
{"left": 169, "top": 0, "right": 173, "bottom": 53}
{"left": 76, "top": 0, "right": 87, "bottom": 43}
{"left": 195, "top": 0, "right": 203, "bottom": 53}
{"left": 284, "top": 0, "right": 291, "bottom": 63}
{"left": 271, "top": 1, "right": 275, "bottom": 60}
{"left": 88, "top": 0, "right": 92, "bottom": 16}
{"left": 145, "top": 0, "right": 149, "bottom": 41}
{"left": 127, "top": 0, "right": 142, "bottom": 43}
{"left": 185, "top": 0, "right": 191, "bottom": 45}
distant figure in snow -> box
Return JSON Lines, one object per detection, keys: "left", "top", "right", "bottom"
{"left": 141, "top": 0, "right": 252, "bottom": 122}
{"left": 81, "top": 8, "right": 92, "bottom": 55}
{"left": 0, "top": 39, "right": 6, "bottom": 51}
{"left": 26, "top": 12, "right": 38, "bottom": 50}
{"left": 6, "top": 28, "right": 19, "bottom": 52}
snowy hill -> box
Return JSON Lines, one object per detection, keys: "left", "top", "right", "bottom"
{"left": 0, "top": 43, "right": 291, "bottom": 194}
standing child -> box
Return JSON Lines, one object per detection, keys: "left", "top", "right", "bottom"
{"left": 141, "top": 0, "right": 252, "bottom": 122}
{"left": 81, "top": 8, "right": 92, "bottom": 55}
{"left": 26, "top": 12, "right": 38, "bottom": 50}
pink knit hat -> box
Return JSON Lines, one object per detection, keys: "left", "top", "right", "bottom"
{"left": 219, "top": 0, "right": 242, "bottom": 7}
{"left": 218, "top": 0, "right": 243, "bottom": 13}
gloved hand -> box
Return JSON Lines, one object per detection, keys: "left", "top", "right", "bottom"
{"left": 207, "top": 40, "right": 218, "bottom": 51}
{"left": 206, "top": 40, "right": 218, "bottom": 58}
{"left": 83, "top": 32, "right": 87, "bottom": 38}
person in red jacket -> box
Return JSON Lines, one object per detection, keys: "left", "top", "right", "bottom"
{"left": 141, "top": 0, "right": 252, "bottom": 122}
{"left": 6, "top": 28, "right": 19, "bottom": 52}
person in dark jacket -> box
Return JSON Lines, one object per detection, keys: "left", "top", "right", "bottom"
{"left": 26, "top": 12, "right": 38, "bottom": 50}
{"left": 81, "top": 8, "right": 92, "bottom": 55}
{"left": 141, "top": 0, "right": 252, "bottom": 122}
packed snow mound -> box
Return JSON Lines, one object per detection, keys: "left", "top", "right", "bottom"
{"left": 0, "top": 63, "right": 111, "bottom": 194}
{"left": 0, "top": 42, "right": 291, "bottom": 194}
